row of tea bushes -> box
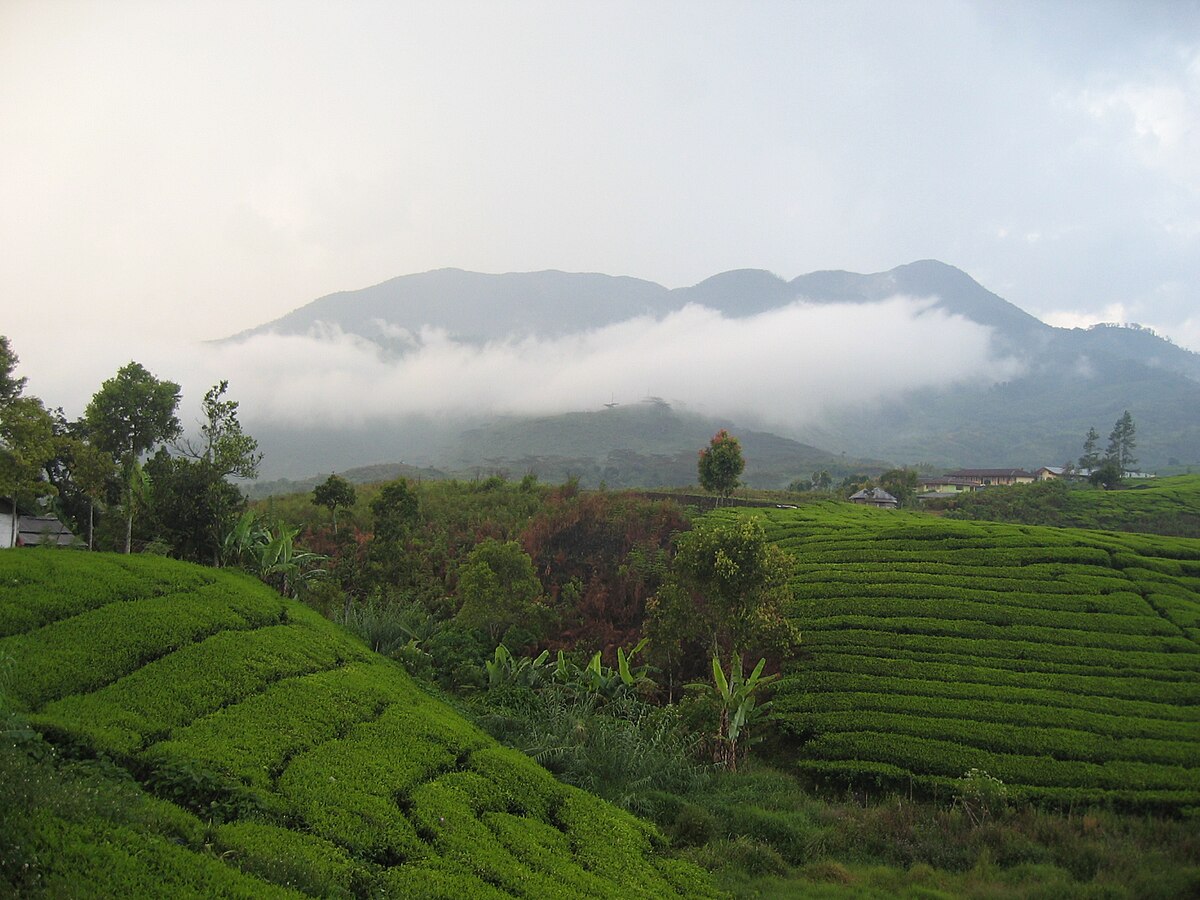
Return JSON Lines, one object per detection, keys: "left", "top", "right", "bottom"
{"left": 708, "top": 504, "right": 1200, "bottom": 813}
{"left": 0, "top": 552, "right": 715, "bottom": 898}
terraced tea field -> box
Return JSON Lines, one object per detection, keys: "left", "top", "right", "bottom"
{"left": 709, "top": 504, "right": 1200, "bottom": 813}
{"left": 0, "top": 552, "right": 712, "bottom": 898}
{"left": 948, "top": 473, "right": 1200, "bottom": 536}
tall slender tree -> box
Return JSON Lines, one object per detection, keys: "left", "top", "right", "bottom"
{"left": 85, "top": 362, "right": 181, "bottom": 553}
{"left": 1079, "top": 426, "right": 1101, "bottom": 471}
{"left": 1106, "top": 411, "right": 1137, "bottom": 475}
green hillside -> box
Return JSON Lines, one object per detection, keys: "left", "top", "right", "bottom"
{"left": 945, "top": 474, "right": 1200, "bottom": 537}
{"left": 708, "top": 504, "right": 1200, "bottom": 813}
{"left": 0, "top": 552, "right": 713, "bottom": 898}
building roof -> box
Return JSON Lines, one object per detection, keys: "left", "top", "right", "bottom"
{"left": 849, "top": 487, "right": 898, "bottom": 503}
{"left": 16, "top": 515, "right": 77, "bottom": 547}
{"left": 917, "top": 476, "right": 981, "bottom": 487}
{"left": 946, "top": 468, "right": 1034, "bottom": 479}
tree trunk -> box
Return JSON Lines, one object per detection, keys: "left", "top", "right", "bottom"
{"left": 87, "top": 500, "right": 94, "bottom": 551}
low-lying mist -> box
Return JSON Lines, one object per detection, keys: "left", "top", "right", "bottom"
{"left": 139, "top": 295, "right": 1023, "bottom": 439}
{"left": 34, "top": 295, "right": 1022, "bottom": 464}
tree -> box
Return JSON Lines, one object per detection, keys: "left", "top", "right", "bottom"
{"left": 84, "top": 362, "right": 181, "bottom": 553}
{"left": 313, "top": 473, "right": 356, "bottom": 534}
{"left": 1088, "top": 458, "right": 1123, "bottom": 489}
{"left": 646, "top": 517, "right": 799, "bottom": 689}
{"left": 455, "top": 538, "right": 547, "bottom": 643}
{"left": 0, "top": 336, "right": 57, "bottom": 545}
{"left": 370, "top": 478, "right": 420, "bottom": 545}
{"left": 0, "top": 336, "right": 27, "bottom": 406}
{"left": 68, "top": 438, "right": 116, "bottom": 550}
{"left": 1106, "top": 411, "right": 1137, "bottom": 475}
{"left": 172, "top": 381, "right": 261, "bottom": 563}
{"left": 879, "top": 468, "right": 919, "bottom": 506}
{"left": 144, "top": 448, "right": 246, "bottom": 563}
{"left": 1078, "top": 427, "right": 1101, "bottom": 471}
{"left": 698, "top": 429, "right": 745, "bottom": 504}
{"left": 367, "top": 478, "right": 422, "bottom": 593}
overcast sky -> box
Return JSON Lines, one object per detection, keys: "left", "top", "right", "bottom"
{"left": 3, "top": 0, "right": 1198, "bottom": 421}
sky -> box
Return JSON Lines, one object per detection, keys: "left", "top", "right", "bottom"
{"left": 2, "top": 1, "right": 1198, "bottom": 435}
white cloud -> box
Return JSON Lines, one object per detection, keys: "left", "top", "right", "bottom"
{"left": 129, "top": 296, "right": 1021, "bottom": 438}
{"left": 1041, "top": 303, "right": 1129, "bottom": 330}
{"left": 1079, "top": 47, "right": 1200, "bottom": 194}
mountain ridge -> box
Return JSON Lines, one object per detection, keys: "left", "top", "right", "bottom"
{"left": 225, "top": 261, "right": 1200, "bottom": 479}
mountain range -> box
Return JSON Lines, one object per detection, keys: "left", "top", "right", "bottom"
{"left": 229, "top": 261, "right": 1200, "bottom": 487}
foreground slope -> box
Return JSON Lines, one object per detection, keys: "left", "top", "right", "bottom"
{"left": 0, "top": 552, "right": 712, "bottom": 898}
{"left": 711, "top": 505, "right": 1200, "bottom": 813}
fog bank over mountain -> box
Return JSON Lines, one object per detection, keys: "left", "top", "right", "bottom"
{"left": 211, "top": 294, "right": 1016, "bottom": 433}
{"left": 116, "top": 259, "right": 1200, "bottom": 481}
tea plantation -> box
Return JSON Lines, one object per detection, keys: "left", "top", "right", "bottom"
{"left": 0, "top": 552, "right": 715, "bottom": 898}
{"left": 707, "top": 504, "right": 1200, "bottom": 813}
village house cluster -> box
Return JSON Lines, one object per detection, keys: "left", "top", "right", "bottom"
{"left": 850, "top": 465, "right": 1156, "bottom": 509}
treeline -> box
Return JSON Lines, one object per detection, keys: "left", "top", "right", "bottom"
{"left": 1, "top": 336, "right": 259, "bottom": 559}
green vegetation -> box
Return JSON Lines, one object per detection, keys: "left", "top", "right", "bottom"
{"left": 707, "top": 503, "right": 1200, "bottom": 813}
{"left": 0, "top": 551, "right": 714, "bottom": 897}
{"left": 945, "top": 474, "right": 1200, "bottom": 537}
{"left": 698, "top": 429, "right": 745, "bottom": 503}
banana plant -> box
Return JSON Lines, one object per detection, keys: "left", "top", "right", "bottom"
{"left": 553, "top": 638, "right": 653, "bottom": 699}
{"left": 221, "top": 510, "right": 326, "bottom": 598}
{"left": 693, "top": 653, "right": 779, "bottom": 771}
{"left": 486, "top": 644, "right": 551, "bottom": 690}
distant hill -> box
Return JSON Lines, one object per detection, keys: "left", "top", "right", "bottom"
{"left": 229, "top": 260, "right": 1200, "bottom": 479}
{"left": 246, "top": 400, "right": 888, "bottom": 494}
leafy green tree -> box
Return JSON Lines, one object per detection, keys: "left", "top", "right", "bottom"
{"left": 698, "top": 429, "right": 745, "bottom": 504}
{"left": 0, "top": 337, "right": 57, "bottom": 545}
{"left": 144, "top": 449, "right": 246, "bottom": 563}
{"left": 370, "top": 478, "right": 420, "bottom": 545}
{"left": 68, "top": 438, "right": 116, "bottom": 550}
{"left": 879, "top": 468, "right": 919, "bottom": 505}
{"left": 1088, "top": 458, "right": 1123, "bottom": 489}
{"left": 1079, "top": 426, "right": 1101, "bottom": 471}
{"left": 1106, "top": 410, "right": 1137, "bottom": 475}
{"left": 646, "top": 517, "right": 798, "bottom": 688}
{"left": 84, "top": 362, "right": 181, "bottom": 553}
{"left": 366, "top": 477, "right": 422, "bottom": 596}
{"left": 313, "top": 473, "right": 356, "bottom": 534}
{"left": 455, "top": 538, "right": 547, "bottom": 643}
{"left": 0, "top": 336, "right": 26, "bottom": 406}
{"left": 171, "top": 381, "right": 261, "bottom": 563}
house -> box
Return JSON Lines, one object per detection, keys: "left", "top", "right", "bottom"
{"left": 849, "top": 487, "right": 899, "bottom": 508}
{"left": 945, "top": 468, "right": 1035, "bottom": 486}
{"left": 0, "top": 500, "right": 78, "bottom": 549}
{"left": 916, "top": 476, "right": 983, "bottom": 495}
